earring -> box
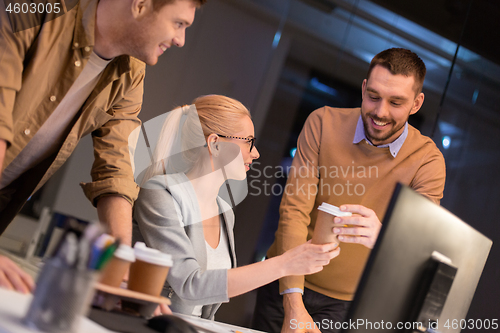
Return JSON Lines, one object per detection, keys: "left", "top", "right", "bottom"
{"left": 211, "top": 143, "right": 219, "bottom": 157}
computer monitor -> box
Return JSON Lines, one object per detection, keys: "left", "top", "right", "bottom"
{"left": 342, "top": 183, "right": 492, "bottom": 333}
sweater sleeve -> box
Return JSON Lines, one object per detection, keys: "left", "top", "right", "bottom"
{"left": 133, "top": 178, "right": 229, "bottom": 306}
{"left": 410, "top": 141, "right": 446, "bottom": 205}
{"left": 274, "top": 107, "right": 325, "bottom": 293}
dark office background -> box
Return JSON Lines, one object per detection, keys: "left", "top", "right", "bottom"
{"left": 24, "top": 0, "right": 499, "bottom": 331}
{"left": 203, "top": 1, "right": 500, "bottom": 330}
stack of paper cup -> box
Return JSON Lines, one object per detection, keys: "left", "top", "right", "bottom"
{"left": 311, "top": 202, "right": 352, "bottom": 246}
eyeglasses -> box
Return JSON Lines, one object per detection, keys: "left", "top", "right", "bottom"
{"left": 217, "top": 134, "right": 256, "bottom": 152}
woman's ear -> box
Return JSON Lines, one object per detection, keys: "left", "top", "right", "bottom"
{"left": 206, "top": 134, "right": 219, "bottom": 157}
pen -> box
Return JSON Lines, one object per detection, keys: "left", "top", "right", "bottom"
{"left": 88, "top": 234, "right": 115, "bottom": 269}
{"left": 54, "top": 232, "right": 78, "bottom": 267}
{"left": 77, "top": 224, "right": 103, "bottom": 270}
{"left": 64, "top": 232, "right": 78, "bottom": 267}
{"left": 96, "top": 239, "right": 121, "bottom": 270}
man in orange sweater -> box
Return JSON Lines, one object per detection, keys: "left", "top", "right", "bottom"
{"left": 252, "top": 48, "right": 446, "bottom": 333}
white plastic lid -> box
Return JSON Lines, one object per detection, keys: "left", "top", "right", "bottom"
{"left": 134, "top": 245, "right": 173, "bottom": 267}
{"left": 113, "top": 244, "right": 136, "bottom": 262}
{"left": 317, "top": 202, "right": 352, "bottom": 217}
{"left": 134, "top": 242, "right": 147, "bottom": 249}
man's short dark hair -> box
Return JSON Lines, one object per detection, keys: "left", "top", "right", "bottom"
{"left": 367, "top": 48, "right": 426, "bottom": 94}
{"left": 153, "top": 0, "right": 207, "bottom": 11}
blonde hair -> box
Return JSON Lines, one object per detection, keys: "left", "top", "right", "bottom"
{"left": 193, "top": 94, "right": 251, "bottom": 137}
{"left": 140, "top": 95, "right": 251, "bottom": 185}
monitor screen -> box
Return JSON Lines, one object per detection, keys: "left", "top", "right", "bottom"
{"left": 342, "top": 183, "right": 492, "bottom": 333}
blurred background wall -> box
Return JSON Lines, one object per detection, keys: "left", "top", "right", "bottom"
{"left": 12, "top": 0, "right": 500, "bottom": 331}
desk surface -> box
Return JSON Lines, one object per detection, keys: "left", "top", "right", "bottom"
{"left": 0, "top": 251, "right": 267, "bottom": 333}
{"left": 175, "top": 313, "right": 266, "bottom": 333}
{"left": 0, "top": 288, "right": 266, "bottom": 333}
{"left": 0, "top": 288, "right": 115, "bottom": 333}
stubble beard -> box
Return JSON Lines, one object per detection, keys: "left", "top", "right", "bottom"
{"left": 361, "top": 112, "right": 405, "bottom": 146}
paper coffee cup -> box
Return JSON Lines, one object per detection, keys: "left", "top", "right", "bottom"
{"left": 99, "top": 244, "right": 136, "bottom": 288}
{"left": 311, "top": 203, "right": 352, "bottom": 245}
{"left": 127, "top": 243, "right": 173, "bottom": 297}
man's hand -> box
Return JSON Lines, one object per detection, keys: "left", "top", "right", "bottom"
{"left": 0, "top": 255, "right": 35, "bottom": 294}
{"left": 333, "top": 204, "right": 381, "bottom": 249}
{"left": 282, "top": 293, "right": 321, "bottom": 333}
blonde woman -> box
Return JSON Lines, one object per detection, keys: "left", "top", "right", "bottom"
{"left": 134, "top": 95, "right": 339, "bottom": 319}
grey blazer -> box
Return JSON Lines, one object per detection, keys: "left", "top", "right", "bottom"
{"left": 133, "top": 174, "right": 237, "bottom": 320}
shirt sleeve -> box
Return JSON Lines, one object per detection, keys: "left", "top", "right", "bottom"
{"left": 281, "top": 288, "right": 304, "bottom": 295}
{"left": 275, "top": 107, "right": 325, "bottom": 293}
{"left": 80, "top": 63, "right": 144, "bottom": 205}
{"left": 133, "top": 178, "right": 230, "bottom": 306}
{"left": 0, "top": 3, "right": 37, "bottom": 148}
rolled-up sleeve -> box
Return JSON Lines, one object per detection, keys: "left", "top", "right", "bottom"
{"left": 80, "top": 63, "right": 144, "bottom": 205}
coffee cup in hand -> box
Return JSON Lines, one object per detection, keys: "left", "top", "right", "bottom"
{"left": 311, "top": 202, "right": 352, "bottom": 246}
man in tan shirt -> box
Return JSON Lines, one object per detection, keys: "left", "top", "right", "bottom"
{"left": 0, "top": 0, "right": 204, "bottom": 293}
{"left": 252, "top": 48, "right": 446, "bottom": 333}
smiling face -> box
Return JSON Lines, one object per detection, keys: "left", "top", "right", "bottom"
{"left": 361, "top": 65, "right": 425, "bottom": 146}
{"left": 126, "top": 0, "right": 196, "bottom": 65}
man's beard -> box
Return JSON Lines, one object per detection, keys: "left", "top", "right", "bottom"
{"left": 361, "top": 113, "right": 405, "bottom": 146}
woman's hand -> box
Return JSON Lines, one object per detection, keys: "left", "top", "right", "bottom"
{"left": 153, "top": 303, "right": 173, "bottom": 316}
{"left": 280, "top": 240, "right": 340, "bottom": 277}
{"left": 227, "top": 241, "right": 339, "bottom": 298}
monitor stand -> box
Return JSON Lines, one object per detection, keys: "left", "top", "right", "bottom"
{"left": 410, "top": 251, "right": 457, "bottom": 333}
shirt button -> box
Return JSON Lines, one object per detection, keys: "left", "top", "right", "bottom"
{"left": 84, "top": 46, "right": 91, "bottom": 52}
{"left": 24, "top": 129, "right": 31, "bottom": 135}
{"left": 75, "top": 60, "right": 81, "bottom": 67}
{"left": 74, "top": 42, "right": 79, "bottom": 48}
{"left": 50, "top": 95, "right": 56, "bottom": 102}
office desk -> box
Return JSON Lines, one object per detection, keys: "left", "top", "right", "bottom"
{"left": 174, "top": 313, "right": 266, "bottom": 333}
{"left": 0, "top": 288, "right": 115, "bottom": 333}
{"left": 0, "top": 250, "right": 266, "bottom": 333}
{"left": 0, "top": 288, "right": 266, "bottom": 333}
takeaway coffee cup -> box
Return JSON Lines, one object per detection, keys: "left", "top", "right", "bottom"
{"left": 99, "top": 244, "right": 136, "bottom": 288}
{"left": 127, "top": 243, "right": 172, "bottom": 297}
{"left": 311, "top": 203, "right": 352, "bottom": 246}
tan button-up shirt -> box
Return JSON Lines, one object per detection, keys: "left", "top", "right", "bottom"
{"left": 0, "top": 0, "right": 144, "bottom": 226}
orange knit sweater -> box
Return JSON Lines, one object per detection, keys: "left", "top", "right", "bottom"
{"left": 267, "top": 107, "right": 446, "bottom": 301}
